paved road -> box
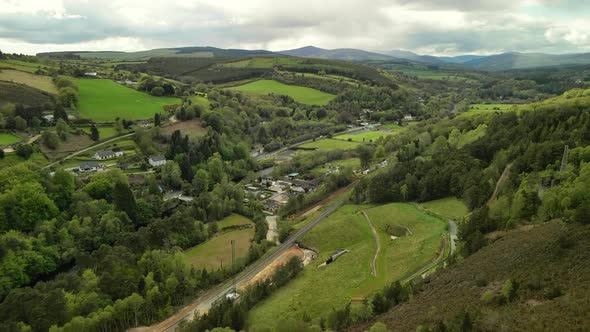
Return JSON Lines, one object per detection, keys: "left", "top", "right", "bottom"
{"left": 43, "top": 133, "right": 135, "bottom": 169}
{"left": 149, "top": 200, "right": 344, "bottom": 332}
{"left": 361, "top": 211, "right": 380, "bottom": 277}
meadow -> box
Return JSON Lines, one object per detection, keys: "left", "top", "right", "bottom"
{"left": 184, "top": 215, "right": 255, "bottom": 271}
{"left": 334, "top": 130, "right": 392, "bottom": 143}
{"left": 160, "top": 120, "right": 207, "bottom": 138}
{"left": 0, "top": 69, "right": 58, "bottom": 94}
{"left": 81, "top": 126, "right": 119, "bottom": 139}
{"left": 420, "top": 197, "right": 469, "bottom": 220}
{"left": 0, "top": 59, "right": 55, "bottom": 73}
{"left": 217, "top": 214, "right": 254, "bottom": 229}
{"left": 76, "top": 79, "right": 181, "bottom": 122}
{"left": 299, "top": 138, "right": 361, "bottom": 151}
{"left": 0, "top": 132, "right": 22, "bottom": 145}
{"left": 248, "top": 203, "right": 447, "bottom": 329}
{"left": 227, "top": 79, "right": 336, "bottom": 105}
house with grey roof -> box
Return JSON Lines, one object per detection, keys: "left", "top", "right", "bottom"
{"left": 148, "top": 155, "right": 167, "bottom": 167}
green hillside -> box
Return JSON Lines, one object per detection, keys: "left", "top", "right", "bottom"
{"left": 227, "top": 79, "right": 336, "bottom": 105}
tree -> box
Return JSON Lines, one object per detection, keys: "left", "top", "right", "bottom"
{"left": 357, "top": 144, "right": 374, "bottom": 170}
{"left": 57, "top": 87, "right": 79, "bottom": 108}
{"left": 161, "top": 161, "right": 183, "bottom": 189}
{"left": 192, "top": 169, "right": 209, "bottom": 193}
{"left": 53, "top": 105, "right": 68, "bottom": 122}
{"left": 574, "top": 201, "right": 590, "bottom": 224}
{"left": 49, "top": 169, "right": 75, "bottom": 211}
{"left": 114, "top": 120, "right": 124, "bottom": 135}
{"left": 0, "top": 149, "right": 4, "bottom": 159}
{"left": 0, "top": 182, "right": 58, "bottom": 232}
{"left": 151, "top": 86, "right": 164, "bottom": 96}
{"left": 90, "top": 125, "right": 100, "bottom": 141}
{"left": 15, "top": 144, "right": 33, "bottom": 159}
{"left": 154, "top": 113, "right": 161, "bottom": 127}
{"left": 56, "top": 118, "right": 70, "bottom": 140}
{"left": 14, "top": 116, "right": 27, "bottom": 131}
{"left": 113, "top": 181, "right": 137, "bottom": 221}
{"left": 41, "top": 131, "right": 60, "bottom": 149}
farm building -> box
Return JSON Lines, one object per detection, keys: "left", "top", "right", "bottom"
{"left": 93, "top": 150, "right": 124, "bottom": 160}
{"left": 148, "top": 155, "right": 167, "bottom": 167}
{"left": 326, "top": 249, "right": 349, "bottom": 264}
{"left": 79, "top": 161, "right": 104, "bottom": 172}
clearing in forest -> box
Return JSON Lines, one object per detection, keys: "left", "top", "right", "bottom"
{"left": 227, "top": 79, "right": 336, "bottom": 105}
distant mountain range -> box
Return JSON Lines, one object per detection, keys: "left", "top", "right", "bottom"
{"left": 38, "top": 45, "right": 590, "bottom": 71}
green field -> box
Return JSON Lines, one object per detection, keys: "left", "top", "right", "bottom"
{"left": 0, "top": 133, "right": 22, "bottom": 145}
{"left": 227, "top": 79, "right": 336, "bottom": 105}
{"left": 184, "top": 215, "right": 255, "bottom": 271}
{"left": 248, "top": 203, "right": 446, "bottom": 329}
{"left": 76, "top": 79, "right": 181, "bottom": 122}
{"left": 217, "top": 214, "right": 254, "bottom": 229}
{"left": 81, "top": 126, "right": 119, "bottom": 139}
{"left": 420, "top": 197, "right": 469, "bottom": 220}
{"left": 334, "top": 130, "right": 392, "bottom": 143}
{"left": 380, "top": 123, "right": 402, "bottom": 130}
{"left": 0, "top": 69, "right": 58, "bottom": 94}
{"left": 0, "top": 152, "right": 48, "bottom": 168}
{"left": 0, "top": 59, "right": 54, "bottom": 73}
{"left": 299, "top": 138, "right": 361, "bottom": 151}
{"left": 459, "top": 103, "right": 517, "bottom": 118}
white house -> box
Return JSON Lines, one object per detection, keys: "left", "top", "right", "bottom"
{"left": 148, "top": 155, "right": 167, "bottom": 167}
{"left": 84, "top": 72, "right": 98, "bottom": 77}
{"left": 93, "top": 150, "right": 124, "bottom": 160}
{"left": 404, "top": 114, "right": 414, "bottom": 121}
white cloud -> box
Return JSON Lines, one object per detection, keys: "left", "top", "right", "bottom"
{"left": 0, "top": 0, "right": 588, "bottom": 55}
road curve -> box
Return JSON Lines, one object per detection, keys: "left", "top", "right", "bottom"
{"left": 361, "top": 211, "right": 380, "bottom": 277}
{"left": 145, "top": 201, "right": 344, "bottom": 332}
{"left": 43, "top": 132, "right": 136, "bottom": 169}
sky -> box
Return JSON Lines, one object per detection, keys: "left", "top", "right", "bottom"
{"left": 0, "top": 0, "right": 589, "bottom": 56}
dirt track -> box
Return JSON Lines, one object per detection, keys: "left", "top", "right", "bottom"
{"left": 361, "top": 210, "right": 380, "bottom": 277}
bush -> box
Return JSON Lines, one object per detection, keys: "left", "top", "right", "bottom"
{"left": 543, "top": 286, "right": 563, "bottom": 300}
{"left": 15, "top": 144, "right": 33, "bottom": 159}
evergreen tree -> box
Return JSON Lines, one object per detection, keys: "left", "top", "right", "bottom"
{"left": 113, "top": 181, "right": 137, "bottom": 221}
{"left": 90, "top": 125, "right": 100, "bottom": 141}
{"left": 154, "top": 113, "right": 161, "bottom": 126}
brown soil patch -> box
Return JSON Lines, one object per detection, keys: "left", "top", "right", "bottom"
{"left": 40, "top": 133, "right": 94, "bottom": 160}
{"left": 239, "top": 245, "right": 304, "bottom": 290}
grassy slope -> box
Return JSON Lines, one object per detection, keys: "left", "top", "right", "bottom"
{"left": 227, "top": 79, "right": 336, "bottom": 105}
{"left": 420, "top": 197, "right": 469, "bottom": 220}
{"left": 217, "top": 214, "right": 254, "bottom": 229}
{"left": 299, "top": 138, "right": 361, "bottom": 151}
{"left": 190, "top": 95, "right": 211, "bottom": 109}
{"left": 184, "top": 215, "right": 255, "bottom": 271}
{"left": 248, "top": 203, "right": 447, "bottom": 329}
{"left": 80, "top": 126, "right": 118, "bottom": 139}
{"left": 334, "top": 131, "right": 393, "bottom": 143}
{"left": 0, "top": 133, "right": 22, "bottom": 145}
{"left": 0, "top": 153, "right": 48, "bottom": 168}
{"left": 351, "top": 221, "right": 590, "bottom": 332}
{"left": 76, "top": 79, "right": 180, "bottom": 122}
{"left": 0, "top": 69, "right": 58, "bottom": 94}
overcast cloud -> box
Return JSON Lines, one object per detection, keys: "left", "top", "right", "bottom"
{"left": 0, "top": 0, "right": 588, "bottom": 55}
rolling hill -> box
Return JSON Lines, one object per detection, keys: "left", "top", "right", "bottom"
{"left": 463, "top": 51, "right": 590, "bottom": 70}
{"left": 279, "top": 46, "right": 400, "bottom": 61}
{"left": 37, "top": 46, "right": 275, "bottom": 60}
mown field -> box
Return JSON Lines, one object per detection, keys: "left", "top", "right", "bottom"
{"left": 76, "top": 79, "right": 181, "bottom": 122}
{"left": 0, "top": 132, "right": 22, "bottom": 145}
{"left": 248, "top": 202, "right": 447, "bottom": 329}
{"left": 0, "top": 69, "right": 58, "bottom": 94}
{"left": 334, "top": 130, "right": 392, "bottom": 143}
{"left": 184, "top": 215, "right": 255, "bottom": 271}
{"left": 299, "top": 138, "right": 361, "bottom": 151}
{"left": 160, "top": 120, "right": 207, "bottom": 138}
{"left": 227, "top": 79, "right": 336, "bottom": 105}
{"left": 420, "top": 197, "right": 469, "bottom": 220}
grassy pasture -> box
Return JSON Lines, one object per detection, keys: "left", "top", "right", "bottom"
{"left": 0, "top": 60, "right": 54, "bottom": 73}
{"left": 334, "top": 130, "right": 392, "bottom": 143}
{"left": 76, "top": 79, "right": 180, "bottom": 122}
{"left": 248, "top": 203, "right": 447, "bottom": 329}
{"left": 0, "top": 69, "right": 58, "bottom": 94}
{"left": 217, "top": 214, "right": 254, "bottom": 229}
{"left": 80, "top": 126, "right": 119, "bottom": 139}
{"left": 160, "top": 120, "right": 207, "bottom": 138}
{"left": 0, "top": 132, "right": 22, "bottom": 145}
{"left": 227, "top": 79, "right": 336, "bottom": 105}
{"left": 184, "top": 218, "right": 255, "bottom": 271}
{"left": 299, "top": 138, "right": 361, "bottom": 151}
{"left": 420, "top": 197, "right": 469, "bottom": 220}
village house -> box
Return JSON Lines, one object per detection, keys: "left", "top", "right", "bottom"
{"left": 148, "top": 155, "right": 167, "bottom": 167}
{"left": 92, "top": 149, "right": 124, "bottom": 160}
{"left": 79, "top": 161, "right": 104, "bottom": 172}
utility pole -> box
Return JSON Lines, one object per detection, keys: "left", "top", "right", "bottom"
{"left": 231, "top": 239, "right": 236, "bottom": 292}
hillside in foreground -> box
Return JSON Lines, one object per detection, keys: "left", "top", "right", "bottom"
{"left": 350, "top": 221, "right": 590, "bottom": 332}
